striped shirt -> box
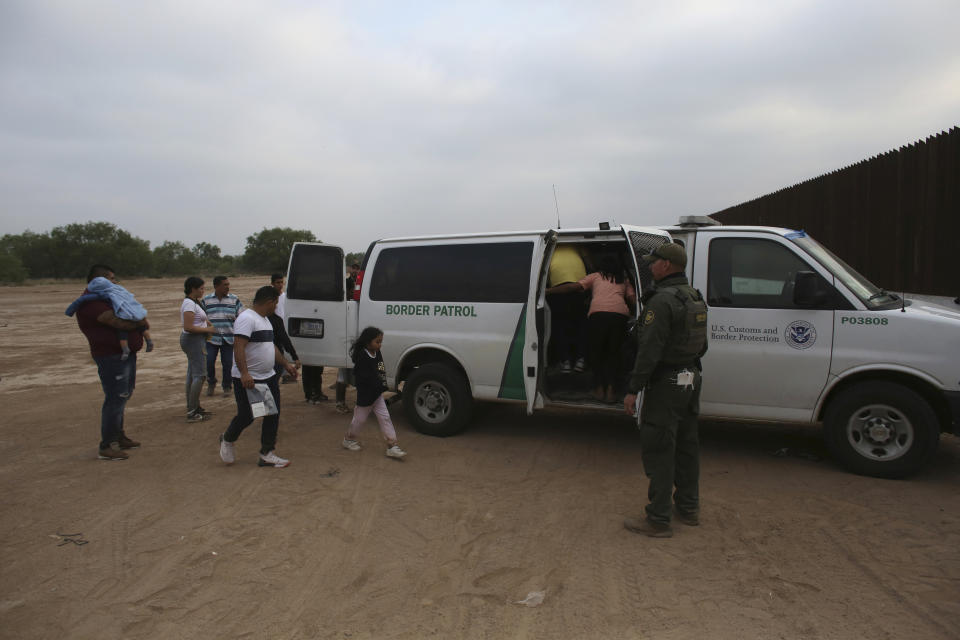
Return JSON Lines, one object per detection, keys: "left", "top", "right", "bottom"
{"left": 201, "top": 293, "right": 243, "bottom": 345}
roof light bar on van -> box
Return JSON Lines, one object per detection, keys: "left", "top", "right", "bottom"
{"left": 677, "top": 215, "right": 720, "bottom": 227}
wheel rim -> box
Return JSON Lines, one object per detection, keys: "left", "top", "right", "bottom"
{"left": 412, "top": 379, "right": 452, "bottom": 425}
{"left": 845, "top": 403, "right": 914, "bottom": 462}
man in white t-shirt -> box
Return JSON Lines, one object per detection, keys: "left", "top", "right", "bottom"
{"left": 219, "top": 285, "right": 299, "bottom": 468}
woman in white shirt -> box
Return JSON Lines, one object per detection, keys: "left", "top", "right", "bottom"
{"left": 180, "top": 276, "right": 217, "bottom": 422}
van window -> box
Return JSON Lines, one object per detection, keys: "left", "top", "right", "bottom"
{"left": 370, "top": 242, "right": 533, "bottom": 303}
{"left": 707, "top": 238, "right": 832, "bottom": 309}
{"left": 287, "top": 244, "right": 344, "bottom": 301}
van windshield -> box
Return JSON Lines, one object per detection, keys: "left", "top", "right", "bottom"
{"left": 787, "top": 232, "right": 898, "bottom": 309}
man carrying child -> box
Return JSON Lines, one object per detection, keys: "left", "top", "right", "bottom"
{"left": 74, "top": 264, "right": 149, "bottom": 461}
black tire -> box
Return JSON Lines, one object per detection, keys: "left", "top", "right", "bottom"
{"left": 823, "top": 381, "right": 939, "bottom": 478}
{"left": 403, "top": 363, "right": 473, "bottom": 437}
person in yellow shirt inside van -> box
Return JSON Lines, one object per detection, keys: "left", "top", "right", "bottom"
{"left": 546, "top": 244, "right": 589, "bottom": 374}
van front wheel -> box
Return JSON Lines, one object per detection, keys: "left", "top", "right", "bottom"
{"left": 403, "top": 363, "right": 473, "bottom": 437}
{"left": 823, "top": 381, "right": 939, "bottom": 478}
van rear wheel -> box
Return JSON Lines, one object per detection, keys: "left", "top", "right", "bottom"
{"left": 403, "top": 363, "right": 473, "bottom": 437}
{"left": 823, "top": 381, "right": 939, "bottom": 478}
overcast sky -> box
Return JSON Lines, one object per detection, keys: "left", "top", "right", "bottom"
{"left": 1, "top": 0, "right": 958, "bottom": 255}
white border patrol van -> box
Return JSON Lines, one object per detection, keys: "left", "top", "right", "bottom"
{"left": 285, "top": 218, "right": 960, "bottom": 478}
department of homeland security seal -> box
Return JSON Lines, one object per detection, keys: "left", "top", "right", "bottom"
{"left": 785, "top": 320, "right": 817, "bottom": 350}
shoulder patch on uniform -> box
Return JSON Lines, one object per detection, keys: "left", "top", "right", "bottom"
{"left": 643, "top": 309, "right": 656, "bottom": 325}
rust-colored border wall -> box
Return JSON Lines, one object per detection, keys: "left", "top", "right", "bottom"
{"left": 712, "top": 127, "right": 959, "bottom": 296}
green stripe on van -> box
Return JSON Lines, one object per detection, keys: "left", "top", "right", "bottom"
{"left": 498, "top": 305, "right": 526, "bottom": 400}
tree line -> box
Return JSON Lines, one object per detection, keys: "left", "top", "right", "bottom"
{"left": 0, "top": 221, "right": 363, "bottom": 283}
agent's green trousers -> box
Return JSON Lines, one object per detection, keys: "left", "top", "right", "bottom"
{"left": 638, "top": 370, "right": 701, "bottom": 525}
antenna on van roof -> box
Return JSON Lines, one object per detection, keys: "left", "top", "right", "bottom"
{"left": 553, "top": 184, "right": 561, "bottom": 229}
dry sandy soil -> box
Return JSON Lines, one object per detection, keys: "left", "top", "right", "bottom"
{"left": 1, "top": 276, "right": 958, "bottom": 639}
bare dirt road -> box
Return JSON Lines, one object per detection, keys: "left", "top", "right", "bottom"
{"left": 1, "top": 277, "right": 958, "bottom": 639}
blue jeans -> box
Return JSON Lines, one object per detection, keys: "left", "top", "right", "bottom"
{"left": 206, "top": 341, "right": 234, "bottom": 391}
{"left": 93, "top": 353, "right": 137, "bottom": 449}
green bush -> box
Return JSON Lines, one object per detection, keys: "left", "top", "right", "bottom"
{"left": 242, "top": 227, "right": 318, "bottom": 273}
{"left": 0, "top": 251, "right": 28, "bottom": 283}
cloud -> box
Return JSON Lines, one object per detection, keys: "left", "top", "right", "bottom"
{"left": 1, "top": 0, "right": 958, "bottom": 254}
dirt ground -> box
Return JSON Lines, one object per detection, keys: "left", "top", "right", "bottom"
{"left": 1, "top": 276, "right": 958, "bottom": 640}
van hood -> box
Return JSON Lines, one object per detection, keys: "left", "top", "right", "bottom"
{"left": 905, "top": 298, "right": 960, "bottom": 323}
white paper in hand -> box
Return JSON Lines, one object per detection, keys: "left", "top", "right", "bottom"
{"left": 246, "top": 383, "right": 278, "bottom": 417}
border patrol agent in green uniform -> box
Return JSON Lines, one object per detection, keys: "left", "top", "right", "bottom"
{"left": 622, "top": 242, "right": 708, "bottom": 538}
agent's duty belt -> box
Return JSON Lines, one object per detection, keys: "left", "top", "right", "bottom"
{"left": 652, "top": 362, "right": 696, "bottom": 378}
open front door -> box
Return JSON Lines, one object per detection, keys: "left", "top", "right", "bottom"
{"left": 285, "top": 242, "right": 350, "bottom": 368}
{"left": 523, "top": 230, "right": 558, "bottom": 414}
{"left": 620, "top": 225, "right": 673, "bottom": 302}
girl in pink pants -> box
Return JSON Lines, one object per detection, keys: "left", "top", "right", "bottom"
{"left": 341, "top": 327, "right": 407, "bottom": 459}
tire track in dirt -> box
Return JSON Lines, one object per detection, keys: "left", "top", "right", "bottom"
{"left": 819, "top": 526, "right": 956, "bottom": 640}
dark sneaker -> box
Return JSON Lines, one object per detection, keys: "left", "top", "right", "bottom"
{"left": 198, "top": 406, "right": 213, "bottom": 416}
{"left": 206, "top": 383, "right": 216, "bottom": 397}
{"left": 623, "top": 516, "right": 673, "bottom": 538}
{"left": 117, "top": 435, "right": 140, "bottom": 450}
{"left": 674, "top": 507, "right": 699, "bottom": 526}
{"left": 98, "top": 443, "right": 129, "bottom": 461}
{"left": 186, "top": 411, "right": 210, "bottom": 423}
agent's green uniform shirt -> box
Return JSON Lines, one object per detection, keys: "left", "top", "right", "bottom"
{"left": 628, "top": 273, "right": 708, "bottom": 392}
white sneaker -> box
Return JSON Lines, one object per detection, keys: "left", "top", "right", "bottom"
{"left": 341, "top": 438, "right": 362, "bottom": 451}
{"left": 385, "top": 445, "right": 407, "bottom": 459}
{"left": 560, "top": 360, "right": 572, "bottom": 374}
{"left": 258, "top": 450, "right": 291, "bottom": 468}
{"left": 219, "top": 434, "right": 235, "bottom": 464}
{"left": 574, "top": 357, "right": 586, "bottom": 372}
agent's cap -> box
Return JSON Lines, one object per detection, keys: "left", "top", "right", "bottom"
{"left": 642, "top": 242, "right": 686, "bottom": 268}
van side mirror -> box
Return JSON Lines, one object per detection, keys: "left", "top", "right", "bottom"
{"left": 793, "top": 271, "right": 826, "bottom": 307}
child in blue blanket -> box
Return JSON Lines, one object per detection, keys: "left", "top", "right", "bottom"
{"left": 66, "top": 276, "right": 154, "bottom": 359}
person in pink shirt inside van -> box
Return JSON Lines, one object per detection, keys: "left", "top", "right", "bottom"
{"left": 548, "top": 256, "right": 636, "bottom": 403}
